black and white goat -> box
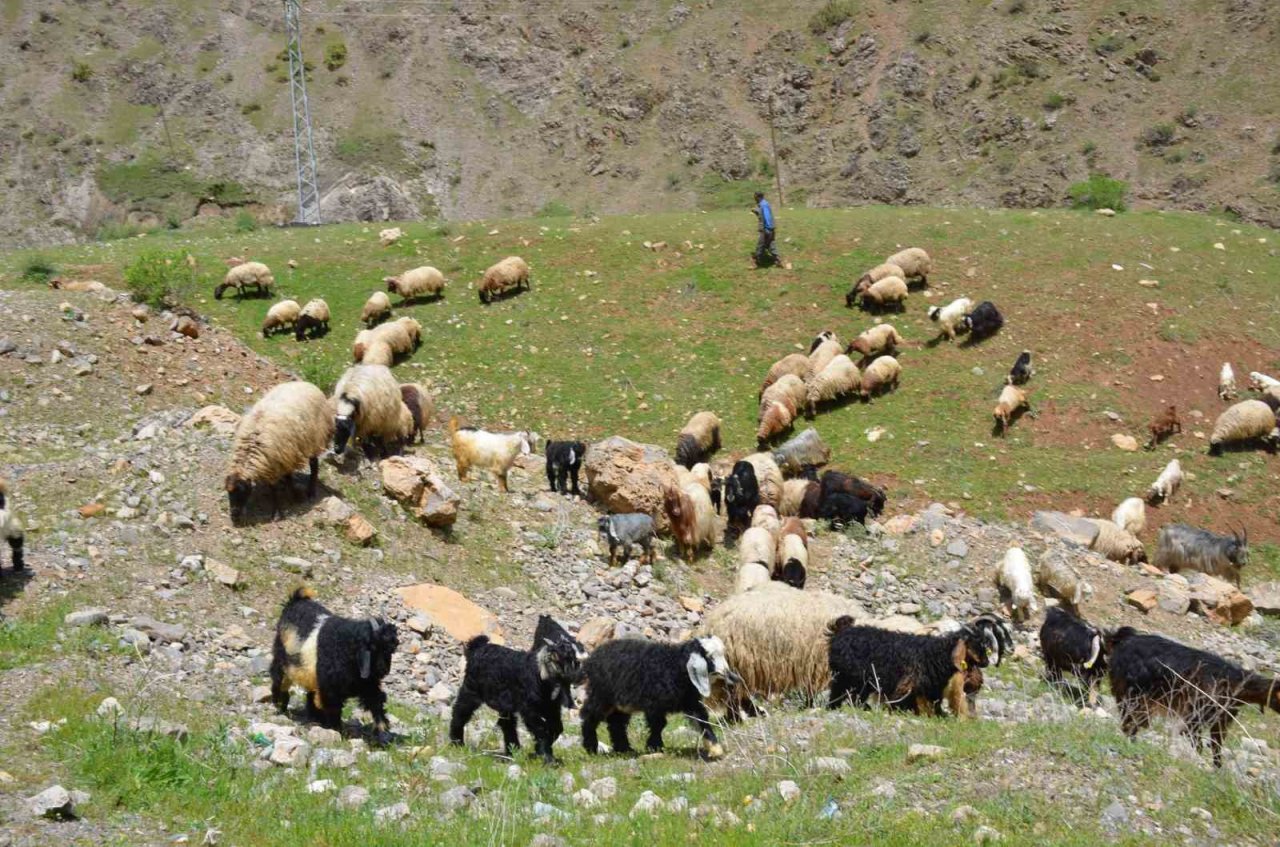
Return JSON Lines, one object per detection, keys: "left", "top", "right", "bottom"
{"left": 961, "top": 301, "right": 1003, "bottom": 342}
{"left": 544, "top": 440, "right": 586, "bottom": 497}
{"left": 580, "top": 636, "right": 739, "bottom": 760}
{"left": 1006, "top": 351, "right": 1033, "bottom": 385}
{"left": 1039, "top": 607, "right": 1106, "bottom": 705}
{"left": 0, "top": 479, "right": 25, "bottom": 572}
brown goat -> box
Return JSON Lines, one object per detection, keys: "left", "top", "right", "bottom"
{"left": 1146, "top": 404, "right": 1182, "bottom": 449}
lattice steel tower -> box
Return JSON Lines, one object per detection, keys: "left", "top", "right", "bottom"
{"left": 284, "top": 0, "right": 321, "bottom": 225}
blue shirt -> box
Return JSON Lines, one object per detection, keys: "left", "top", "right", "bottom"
{"left": 758, "top": 199, "right": 774, "bottom": 230}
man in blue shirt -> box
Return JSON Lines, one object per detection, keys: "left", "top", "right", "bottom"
{"left": 751, "top": 191, "right": 780, "bottom": 268}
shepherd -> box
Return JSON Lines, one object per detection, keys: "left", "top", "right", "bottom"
{"left": 752, "top": 191, "right": 781, "bottom": 268}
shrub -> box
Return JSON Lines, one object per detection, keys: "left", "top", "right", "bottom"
{"left": 809, "top": 0, "right": 856, "bottom": 35}
{"left": 1081, "top": 141, "right": 1097, "bottom": 156}
{"left": 234, "top": 210, "right": 257, "bottom": 232}
{"left": 240, "top": 102, "right": 262, "bottom": 116}
{"left": 1068, "top": 174, "right": 1128, "bottom": 211}
{"left": 536, "top": 200, "right": 573, "bottom": 218}
{"left": 20, "top": 256, "right": 57, "bottom": 284}
{"left": 1093, "top": 33, "right": 1125, "bottom": 55}
{"left": 1043, "top": 92, "right": 1066, "bottom": 110}
{"left": 123, "top": 251, "right": 186, "bottom": 308}
{"left": 71, "top": 62, "right": 92, "bottom": 83}
{"left": 1140, "top": 123, "right": 1176, "bottom": 149}
{"left": 324, "top": 42, "right": 347, "bottom": 72}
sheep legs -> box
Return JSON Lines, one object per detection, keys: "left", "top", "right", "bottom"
{"left": 449, "top": 689, "right": 482, "bottom": 747}
{"left": 518, "top": 706, "right": 557, "bottom": 764}
{"left": 606, "top": 713, "right": 634, "bottom": 754}
{"left": 497, "top": 714, "right": 521, "bottom": 753}
{"left": 308, "top": 457, "right": 320, "bottom": 498}
{"left": 361, "top": 688, "right": 390, "bottom": 743}
{"left": 685, "top": 703, "right": 723, "bottom": 760}
{"left": 307, "top": 692, "right": 343, "bottom": 730}
{"left": 7, "top": 535, "right": 23, "bottom": 570}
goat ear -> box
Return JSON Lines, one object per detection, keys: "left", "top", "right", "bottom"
{"left": 982, "top": 628, "right": 1000, "bottom": 665}
{"left": 359, "top": 648, "right": 372, "bottom": 680}
{"left": 686, "top": 652, "right": 712, "bottom": 698}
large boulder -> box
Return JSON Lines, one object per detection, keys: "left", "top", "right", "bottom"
{"left": 1030, "top": 511, "right": 1100, "bottom": 547}
{"left": 582, "top": 436, "right": 681, "bottom": 529}
{"left": 319, "top": 172, "right": 422, "bottom": 222}
{"left": 380, "top": 456, "right": 459, "bottom": 527}
{"left": 395, "top": 583, "right": 504, "bottom": 644}
{"left": 1249, "top": 581, "right": 1280, "bottom": 617}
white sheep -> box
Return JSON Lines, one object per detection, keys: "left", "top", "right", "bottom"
{"left": 750, "top": 504, "right": 781, "bottom": 536}
{"left": 855, "top": 262, "right": 906, "bottom": 292}
{"left": 1209, "top": 399, "right": 1278, "bottom": 455}
{"left": 379, "top": 227, "right": 404, "bottom": 247}
{"left": 1219, "top": 362, "right": 1237, "bottom": 401}
{"left": 676, "top": 462, "right": 712, "bottom": 494}
{"left": 216, "top": 261, "right": 274, "bottom": 300}
{"left": 927, "top": 297, "right": 972, "bottom": 341}
{"left": 295, "top": 299, "right": 330, "bottom": 340}
{"left": 331, "top": 365, "right": 407, "bottom": 458}
{"left": 353, "top": 317, "right": 422, "bottom": 364}
{"left": 1087, "top": 519, "right": 1147, "bottom": 564}
{"left": 449, "top": 417, "right": 536, "bottom": 493}
{"left": 859, "top": 355, "right": 901, "bottom": 399}
{"left": 760, "top": 374, "right": 806, "bottom": 418}
{"left": 741, "top": 452, "right": 785, "bottom": 509}
{"left": 779, "top": 478, "right": 813, "bottom": 517}
{"left": 996, "top": 547, "right": 1037, "bottom": 623}
{"left": 884, "top": 247, "right": 932, "bottom": 284}
{"left": 806, "top": 354, "right": 860, "bottom": 416}
{"left": 761, "top": 353, "right": 812, "bottom": 397}
{"left": 1249, "top": 372, "right": 1280, "bottom": 391}
{"left": 1036, "top": 556, "right": 1088, "bottom": 612}
{"left": 735, "top": 562, "right": 772, "bottom": 594}
{"left": 479, "top": 256, "right": 531, "bottom": 303}
{"left": 757, "top": 400, "right": 795, "bottom": 446}
{"left": 807, "top": 334, "right": 844, "bottom": 380}
{"left": 859, "top": 276, "right": 908, "bottom": 310}
{"left": 361, "top": 291, "right": 393, "bottom": 327}
{"left": 1146, "top": 458, "right": 1183, "bottom": 503}
{"left": 847, "top": 323, "right": 904, "bottom": 360}
{"left": 739, "top": 526, "right": 777, "bottom": 570}
{"left": 262, "top": 299, "right": 301, "bottom": 336}
{"left": 0, "top": 478, "right": 25, "bottom": 571}
{"left": 1111, "top": 497, "right": 1146, "bottom": 536}
{"left": 993, "top": 384, "right": 1029, "bottom": 433}
{"left": 385, "top": 266, "right": 446, "bottom": 304}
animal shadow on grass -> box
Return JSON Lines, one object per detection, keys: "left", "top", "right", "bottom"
{"left": 991, "top": 406, "right": 1032, "bottom": 438}
{"left": 231, "top": 473, "right": 340, "bottom": 527}
{"left": 0, "top": 568, "right": 33, "bottom": 610}
{"left": 480, "top": 286, "right": 529, "bottom": 306}
{"left": 958, "top": 332, "right": 999, "bottom": 349}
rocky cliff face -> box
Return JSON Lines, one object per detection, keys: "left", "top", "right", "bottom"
{"left": 2, "top": 0, "right": 1278, "bottom": 246}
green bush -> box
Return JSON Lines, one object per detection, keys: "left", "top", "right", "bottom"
{"left": 1068, "top": 174, "right": 1128, "bottom": 211}
{"left": 324, "top": 42, "right": 347, "bottom": 72}
{"left": 809, "top": 0, "right": 856, "bottom": 35}
{"left": 123, "top": 251, "right": 186, "bottom": 308}
{"left": 234, "top": 210, "right": 257, "bottom": 232}
{"left": 1043, "top": 92, "right": 1067, "bottom": 110}
{"left": 536, "top": 200, "right": 573, "bottom": 218}
{"left": 1081, "top": 141, "right": 1097, "bottom": 156}
{"left": 1268, "top": 163, "right": 1280, "bottom": 185}
{"left": 71, "top": 62, "right": 92, "bottom": 83}
{"left": 1093, "top": 33, "right": 1125, "bottom": 55}
{"left": 1140, "top": 123, "right": 1176, "bottom": 149}
{"left": 20, "top": 256, "right": 57, "bottom": 284}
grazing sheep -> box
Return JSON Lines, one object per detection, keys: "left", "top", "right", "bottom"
{"left": 859, "top": 276, "right": 908, "bottom": 311}
{"left": 676, "top": 462, "right": 712, "bottom": 495}
{"left": 449, "top": 418, "right": 536, "bottom": 493}
{"left": 332, "top": 365, "right": 406, "bottom": 459}
{"left": 544, "top": 440, "right": 586, "bottom": 496}
{"left": 820, "top": 471, "right": 886, "bottom": 517}
{"left": 1249, "top": 371, "right": 1280, "bottom": 391}
{"left": 664, "top": 482, "right": 717, "bottom": 561}
{"left": 1147, "top": 458, "right": 1183, "bottom": 504}
{"left": 215, "top": 261, "right": 274, "bottom": 299}
{"left": 993, "top": 384, "right": 1029, "bottom": 434}
{"left": 859, "top": 355, "right": 901, "bottom": 399}
{"left": 806, "top": 355, "right": 860, "bottom": 417}
{"left": 776, "top": 517, "right": 808, "bottom": 588}
{"left": 398, "top": 383, "right": 434, "bottom": 443}
{"left": 676, "top": 411, "right": 722, "bottom": 469}
{"left": 225, "top": 381, "right": 334, "bottom": 522}
{"left": 960, "top": 300, "right": 1003, "bottom": 341}
{"left": 378, "top": 227, "right": 403, "bottom": 247}
{"left": 1040, "top": 607, "right": 1106, "bottom": 705}
{"left": 996, "top": 547, "right": 1037, "bottom": 623}
{"left": 294, "top": 299, "right": 330, "bottom": 341}
{"left": 808, "top": 330, "right": 836, "bottom": 354}
{"left": 269, "top": 586, "right": 398, "bottom": 740}
{"left": 1111, "top": 497, "right": 1146, "bottom": 536}
{"left": 1153, "top": 524, "right": 1248, "bottom": 586}
{"left": 1087, "top": 519, "right": 1147, "bottom": 565}
{"left": 598, "top": 514, "right": 657, "bottom": 567}
{"left": 760, "top": 374, "right": 806, "bottom": 419}
{"left": 807, "top": 334, "right": 844, "bottom": 378}
{"left": 757, "top": 400, "right": 795, "bottom": 446}
{"left": 479, "top": 256, "right": 531, "bottom": 303}
{"left": 779, "top": 478, "right": 815, "bottom": 517}
{"left": 826, "top": 617, "right": 989, "bottom": 717}
{"left": 1007, "top": 351, "right": 1033, "bottom": 386}
{"left": 385, "top": 266, "right": 445, "bottom": 304}
{"left": 1208, "top": 399, "right": 1279, "bottom": 455}
{"left": 361, "top": 291, "right": 393, "bottom": 327}
{"left": 353, "top": 317, "right": 422, "bottom": 365}
{"left": 750, "top": 504, "right": 781, "bottom": 536}
{"left": 771, "top": 428, "right": 831, "bottom": 477}
{"left": 760, "top": 353, "right": 812, "bottom": 398}
{"left": 847, "top": 323, "right": 904, "bottom": 361}
{"left": 1219, "top": 362, "right": 1238, "bottom": 401}
{"left": 741, "top": 452, "right": 784, "bottom": 510}
{"left": 738, "top": 526, "right": 777, "bottom": 571}
{"left": 1109, "top": 627, "right": 1280, "bottom": 768}
{"left": 262, "top": 299, "right": 301, "bottom": 336}
{"left": 853, "top": 261, "right": 906, "bottom": 295}
{"left": 0, "top": 479, "right": 26, "bottom": 572}
{"left": 1145, "top": 404, "right": 1182, "bottom": 449}
{"left": 884, "top": 247, "right": 932, "bottom": 285}
{"left": 449, "top": 625, "right": 585, "bottom": 763}
{"left": 1036, "top": 556, "right": 1088, "bottom": 613}
{"left": 818, "top": 492, "right": 868, "bottom": 528}
{"left": 579, "top": 636, "right": 739, "bottom": 759}
{"left": 927, "top": 297, "right": 972, "bottom": 341}
{"left": 735, "top": 562, "right": 771, "bottom": 594}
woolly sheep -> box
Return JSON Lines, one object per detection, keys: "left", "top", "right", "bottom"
{"left": 750, "top": 504, "right": 781, "bottom": 535}
{"left": 741, "top": 452, "right": 784, "bottom": 509}
{"left": 262, "top": 300, "right": 301, "bottom": 336}
{"left": 399, "top": 383, "right": 434, "bottom": 443}
{"left": 884, "top": 247, "right": 932, "bottom": 284}
{"left": 756, "top": 400, "right": 795, "bottom": 446}
{"left": 859, "top": 355, "right": 901, "bottom": 399}
{"left": 1087, "top": 519, "right": 1147, "bottom": 564}
{"left": 295, "top": 299, "right": 330, "bottom": 341}
{"left": 993, "top": 384, "right": 1028, "bottom": 433}
{"left": 1036, "top": 556, "right": 1088, "bottom": 613}
{"left": 0, "top": 478, "right": 26, "bottom": 572}
{"left": 676, "top": 462, "right": 712, "bottom": 494}
{"left": 735, "top": 562, "right": 771, "bottom": 594}
{"left": 1111, "top": 497, "right": 1146, "bottom": 536}
{"left": 806, "top": 354, "right": 860, "bottom": 417}
{"left": 927, "top": 297, "right": 972, "bottom": 341}
{"left": 760, "top": 353, "right": 812, "bottom": 397}
{"left": 354, "top": 317, "right": 422, "bottom": 364}
{"left": 855, "top": 262, "right": 906, "bottom": 292}
{"left": 807, "top": 335, "right": 844, "bottom": 380}
{"left": 777, "top": 518, "right": 808, "bottom": 588}
{"left": 760, "top": 374, "right": 806, "bottom": 418}
{"left": 1146, "top": 458, "right": 1183, "bottom": 503}
{"left": 738, "top": 526, "right": 777, "bottom": 570}
{"left": 479, "top": 256, "right": 530, "bottom": 303}
{"left": 378, "top": 227, "right": 403, "bottom": 247}
{"left": 449, "top": 418, "right": 536, "bottom": 493}
{"left": 216, "top": 261, "right": 274, "bottom": 300}
{"left": 225, "top": 381, "right": 334, "bottom": 522}
{"left": 779, "top": 479, "right": 813, "bottom": 517}
{"left": 1219, "top": 362, "right": 1237, "bottom": 401}
{"left": 997, "top": 547, "right": 1037, "bottom": 623}
{"left": 361, "top": 291, "right": 393, "bottom": 327}
{"left": 664, "top": 482, "right": 717, "bottom": 561}
{"left": 384, "top": 266, "right": 446, "bottom": 304}
{"left": 332, "top": 365, "right": 407, "bottom": 458}
{"left": 860, "top": 276, "right": 908, "bottom": 311}
{"left": 1249, "top": 371, "right": 1280, "bottom": 391}
{"left": 676, "top": 411, "right": 722, "bottom": 468}
{"left": 1208, "top": 399, "right": 1278, "bottom": 455}
{"left": 847, "top": 323, "right": 903, "bottom": 360}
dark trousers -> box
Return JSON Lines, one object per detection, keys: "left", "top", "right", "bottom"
{"left": 754, "top": 228, "right": 779, "bottom": 267}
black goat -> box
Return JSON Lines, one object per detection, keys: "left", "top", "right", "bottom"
{"left": 723, "top": 461, "right": 760, "bottom": 532}
{"left": 544, "top": 440, "right": 586, "bottom": 496}
{"left": 1109, "top": 627, "right": 1280, "bottom": 767}
{"left": 817, "top": 492, "right": 869, "bottom": 528}
{"left": 269, "top": 587, "right": 399, "bottom": 740}
{"left": 961, "top": 301, "right": 1003, "bottom": 341}
{"left": 1039, "top": 607, "right": 1106, "bottom": 705}
{"left": 1007, "top": 350, "right": 1033, "bottom": 385}
{"left": 449, "top": 617, "right": 586, "bottom": 763}
{"left": 0, "top": 480, "right": 25, "bottom": 572}
{"left": 580, "top": 636, "right": 739, "bottom": 760}
{"left": 827, "top": 617, "right": 990, "bottom": 717}
{"left": 820, "top": 470, "right": 886, "bottom": 517}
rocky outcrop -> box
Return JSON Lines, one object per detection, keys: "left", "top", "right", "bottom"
{"left": 380, "top": 456, "right": 460, "bottom": 528}
{"left": 319, "top": 173, "right": 423, "bottom": 223}
{"left": 582, "top": 436, "right": 681, "bottom": 530}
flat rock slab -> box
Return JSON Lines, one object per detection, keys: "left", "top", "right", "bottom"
{"left": 395, "top": 583, "right": 504, "bottom": 645}
{"left": 1030, "top": 511, "right": 1100, "bottom": 547}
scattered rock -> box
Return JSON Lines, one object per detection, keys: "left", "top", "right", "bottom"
{"left": 577, "top": 616, "right": 618, "bottom": 649}
{"left": 96, "top": 697, "right": 123, "bottom": 718}
{"left": 1095, "top": 208, "right": 1116, "bottom": 217}
{"left": 630, "top": 790, "right": 663, "bottom": 817}
{"left": 380, "top": 456, "right": 460, "bottom": 527}
{"left": 1126, "top": 589, "right": 1158, "bottom": 614}
{"left": 590, "top": 777, "right": 618, "bottom": 800}
{"left": 808, "top": 756, "right": 851, "bottom": 775}
{"left": 777, "top": 780, "right": 801, "bottom": 803}
{"left": 375, "top": 802, "right": 411, "bottom": 824}
{"left": 1110, "top": 434, "right": 1140, "bottom": 452}
{"left": 344, "top": 514, "right": 377, "bottom": 546}
{"left": 572, "top": 789, "right": 599, "bottom": 808}
{"left": 1249, "top": 581, "right": 1280, "bottom": 617}
{"left": 307, "top": 779, "right": 335, "bottom": 794}
{"left": 907, "top": 744, "right": 948, "bottom": 763}
{"left": 396, "top": 583, "right": 504, "bottom": 644}
{"left": 64, "top": 608, "right": 109, "bottom": 628}
{"left": 27, "top": 785, "right": 77, "bottom": 820}
{"left": 1101, "top": 799, "right": 1128, "bottom": 827}
{"left": 974, "top": 825, "right": 1003, "bottom": 844}
{"left": 173, "top": 316, "right": 200, "bottom": 339}
{"left": 439, "top": 785, "right": 476, "bottom": 812}
{"left": 582, "top": 436, "right": 681, "bottom": 530}
{"left": 78, "top": 502, "right": 105, "bottom": 518}
{"left": 337, "top": 785, "right": 371, "bottom": 809}
{"left": 945, "top": 540, "right": 968, "bottom": 559}
{"left": 208, "top": 559, "right": 242, "bottom": 588}
{"left": 1207, "top": 591, "right": 1253, "bottom": 626}
{"left": 185, "top": 405, "right": 240, "bottom": 436}
{"left": 1031, "top": 512, "right": 1100, "bottom": 547}
{"left": 269, "top": 736, "right": 311, "bottom": 767}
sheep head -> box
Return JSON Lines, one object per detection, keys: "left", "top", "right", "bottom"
{"left": 686, "top": 635, "right": 740, "bottom": 698}
{"left": 383, "top": 276, "right": 400, "bottom": 292}
{"left": 225, "top": 474, "right": 252, "bottom": 523}
{"left": 333, "top": 396, "right": 360, "bottom": 455}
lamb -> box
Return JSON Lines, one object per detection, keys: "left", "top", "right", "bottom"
{"left": 1219, "top": 362, "right": 1237, "bottom": 401}
{"left": 760, "top": 353, "right": 812, "bottom": 397}
{"left": 1153, "top": 524, "right": 1248, "bottom": 586}
{"left": 927, "top": 297, "right": 972, "bottom": 341}
{"left": 1108, "top": 627, "right": 1280, "bottom": 768}
{"left": 992, "top": 384, "right": 1029, "bottom": 434}
{"left": 262, "top": 299, "right": 301, "bottom": 336}
{"left": 826, "top": 617, "right": 990, "bottom": 717}
{"left": 818, "top": 492, "right": 868, "bottom": 527}
{"left": 384, "top": 266, "right": 446, "bottom": 304}
{"left": 378, "top": 226, "right": 403, "bottom": 247}
{"left": 294, "top": 299, "right": 330, "bottom": 340}
{"left": 664, "top": 482, "right": 717, "bottom": 561}
{"left": 771, "top": 428, "right": 831, "bottom": 477}
{"left": 544, "top": 440, "right": 587, "bottom": 496}
{"left": 738, "top": 526, "right": 777, "bottom": 571}
{"left": 332, "top": 365, "right": 406, "bottom": 459}
{"left": 597, "top": 513, "right": 656, "bottom": 567}
{"left": 806, "top": 355, "right": 860, "bottom": 417}
{"left": 960, "top": 300, "right": 1003, "bottom": 341}
{"left": 1111, "top": 497, "right": 1146, "bottom": 536}
{"left": 269, "top": 586, "right": 399, "bottom": 740}
{"left": 852, "top": 261, "right": 906, "bottom": 295}
{"left": 1208, "top": 399, "right": 1279, "bottom": 455}
{"left": 996, "top": 547, "right": 1037, "bottom": 623}
{"left": 1036, "top": 555, "right": 1088, "bottom": 614}
{"left": 846, "top": 323, "right": 904, "bottom": 362}
{"left": 449, "top": 418, "right": 536, "bottom": 493}
{"left": 735, "top": 562, "right": 771, "bottom": 594}
{"left": 579, "top": 636, "right": 739, "bottom": 759}
{"left": 1039, "top": 607, "right": 1106, "bottom": 706}
{"left": 776, "top": 517, "right": 808, "bottom": 589}
{"left": 859, "top": 276, "right": 908, "bottom": 311}
{"left": 1087, "top": 519, "right": 1147, "bottom": 564}
{"left": 756, "top": 400, "right": 795, "bottom": 446}
{"left": 215, "top": 261, "right": 274, "bottom": 299}
{"left": 398, "top": 383, "right": 434, "bottom": 443}
{"left": 448, "top": 624, "right": 585, "bottom": 763}
{"left": 820, "top": 470, "right": 886, "bottom": 517}
{"left": 1146, "top": 458, "right": 1183, "bottom": 503}
{"left": 0, "top": 479, "right": 26, "bottom": 572}
{"left": 225, "top": 381, "right": 334, "bottom": 522}
{"left": 1007, "top": 351, "right": 1033, "bottom": 385}
{"left": 479, "top": 256, "right": 531, "bottom": 303}
{"left": 884, "top": 247, "right": 932, "bottom": 285}
{"left": 1145, "top": 404, "right": 1182, "bottom": 448}
{"left": 806, "top": 334, "right": 844, "bottom": 378}
{"left": 675, "top": 411, "right": 722, "bottom": 469}
{"left": 361, "top": 291, "right": 393, "bottom": 327}
{"left": 859, "top": 355, "right": 901, "bottom": 399}
{"left": 760, "top": 374, "right": 806, "bottom": 419}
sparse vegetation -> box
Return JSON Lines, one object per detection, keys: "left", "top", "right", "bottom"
{"left": 1068, "top": 174, "right": 1128, "bottom": 211}
{"left": 1140, "top": 123, "right": 1177, "bottom": 149}
{"left": 1043, "top": 92, "right": 1067, "bottom": 110}
{"left": 334, "top": 128, "right": 405, "bottom": 173}
{"left": 240, "top": 102, "right": 262, "bottom": 116}
{"left": 536, "top": 200, "right": 573, "bottom": 218}
{"left": 122, "top": 250, "right": 188, "bottom": 308}
{"left": 1093, "top": 33, "right": 1125, "bottom": 55}
{"left": 809, "top": 0, "right": 857, "bottom": 35}
{"left": 1006, "top": 0, "right": 1026, "bottom": 13}
{"left": 19, "top": 255, "right": 56, "bottom": 283}
{"left": 324, "top": 41, "right": 347, "bottom": 72}
{"left": 1268, "top": 163, "right": 1280, "bottom": 185}
{"left": 234, "top": 210, "right": 257, "bottom": 233}
{"left": 1081, "top": 141, "right": 1097, "bottom": 157}
{"left": 71, "top": 61, "right": 92, "bottom": 83}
